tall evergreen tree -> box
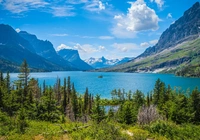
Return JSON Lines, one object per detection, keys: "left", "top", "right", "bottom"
{"left": 71, "top": 83, "right": 78, "bottom": 120}
{"left": 63, "top": 78, "right": 67, "bottom": 115}
{"left": 191, "top": 87, "right": 200, "bottom": 123}
{"left": 84, "top": 87, "right": 89, "bottom": 113}
{"left": 17, "top": 60, "right": 30, "bottom": 103}
{"left": 147, "top": 92, "right": 150, "bottom": 107}
{"left": 54, "top": 77, "right": 61, "bottom": 105}
{"left": 153, "top": 79, "right": 166, "bottom": 107}
{"left": 67, "top": 76, "right": 71, "bottom": 104}
{"left": 0, "top": 71, "right": 3, "bottom": 86}
{"left": 91, "top": 94, "right": 105, "bottom": 123}
{"left": 18, "top": 60, "right": 30, "bottom": 88}
{"left": 5, "top": 72, "right": 10, "bottom": 93}
{"left": 0, "top": 88, "right": 3, "bottom": 109}
{"left": 43, "top": 80, "right": 46, "bottom": 94}
{"left": 133, "top": 90, "right": 145, "bottom": 109}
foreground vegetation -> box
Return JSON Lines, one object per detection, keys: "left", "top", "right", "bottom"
{"left": 1, "top": 60, "right": 200, "bottom": 139}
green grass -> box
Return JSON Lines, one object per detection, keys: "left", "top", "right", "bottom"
{"left": 2, "top": 119, "right": 200, "bottom": 140}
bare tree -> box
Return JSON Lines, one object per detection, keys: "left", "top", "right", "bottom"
{"left": 137, "top": 105, "right": 160, "bottom": 125}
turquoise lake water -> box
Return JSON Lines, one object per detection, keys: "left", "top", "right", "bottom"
{"left": 9, "top": 71, "right": 200, "bottom": 99}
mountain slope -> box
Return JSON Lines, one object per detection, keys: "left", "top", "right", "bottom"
{"left": 0, "top": 24, "right": 35, "bottom": 53}
{"left": 99, "top": 2, "right": 200, "bottom": 73}
{"left": 57, "top": 49, "right": 93, "bottom": 70}
{"left": 19, "top": 31, "right": 76, "bottom": 70}
{"left": 0, "top": 24, "right": 72, "bottom": 72}
{"left": 139, "top": 2, "right": 200, "bottom": 58}
{"left": 114, "top": 57, "right": 134, "bottom": 66}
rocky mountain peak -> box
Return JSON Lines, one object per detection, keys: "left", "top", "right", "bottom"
{"left": 57, "top": 49, "right": 80, "bottom": 61}
{"left": 57, "top": 49, "right": 93, "bottom": 70}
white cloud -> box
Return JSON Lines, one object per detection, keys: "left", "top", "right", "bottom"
{"left": 140, "top": 39, "right": 158, "bottom": 47}
{"left": 57, "top": 43, "right": 107, "bottom": 59}
{"left": 99, "top": 1, "right": 105, "bottom": 10}
{"left": 1, "top": 0, "right": 48, "bottom": 13}
{"left": 167, "top": 13, "right": 172, "bottom": 18}
{"left": 57, "top": 44, "right": 74, "bottom": 51}
{"left": 82, "top": 36, "right": 95, "bottom": 39}
{"left": 98, "top": 45, "right": 106, "bottom": 51}
{"left": 84, "top": 0, "right": 105, "bottom": 12}
{"left": 150, "top": 0, "right": 164, "bottom": 8}
{"left": 15, "top": 28, "right": 21, "bottom": 33}
{"left": 111, "top": 0, "right": 159, "bottom": 38}
{"left": 114, "top": 15, "right": 123, "bottom": 19}
{"left": 108, "top": 42, "right": 146, "bottom": 59}
{"left": 73, "top": 43, "right": 107, "bottom": 59}
{"left": 149, "top": 39, "right": 158, "bottom": 45}
{"left": 67, "top": 0, "right": 88, "bottom": 4}
{"left": 112, "top": 43, "right": 138, "bottom": 52}
{"left": 50, "top": 33, "right": 68, "bottom": 37}
{"left": 1, "top": 0, "right": 76, "bottom": 17}
{"left": 98, "top": 36, "right": 114, "bottom": 40}
{"left": 140, "top": 42, "right": 149, "bottom": 47}
{"left": 51, "top": 6, "right": 75, "bottom": 17}
{"left": 74, "top": 43, "right": 102, "bottom": 54}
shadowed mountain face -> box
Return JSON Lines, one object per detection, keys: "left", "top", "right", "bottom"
{"left": 18, "top": 31, "right": 76, "bottom": 70}
{"left": 0, "top": 24, "right": 35, "bottom": 53}
{"left": 57, "top": 49, "right": 93, "bottom": 71}
{"left": 0, "top": 24, "right": 77, "bottom": 72}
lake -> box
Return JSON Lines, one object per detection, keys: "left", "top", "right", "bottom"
{"left": 9, "top": 71, "right": 200, "bottom": 99}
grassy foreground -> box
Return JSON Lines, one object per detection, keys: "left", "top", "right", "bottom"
{"left": 1, "top": 119, "right": 200, "bottom": 140}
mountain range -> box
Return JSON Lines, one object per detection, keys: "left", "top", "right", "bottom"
{"left": 0, "top": 24, "right": 92, "bottom": 72}
{"left": 84, "top": 57, "right": 133, "bottom": 69}
{"left": 99, "top": 2, "right": 200, "bottom": 76}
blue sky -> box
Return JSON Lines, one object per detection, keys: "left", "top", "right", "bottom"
{"left": 0, "top": 0, "right": 199, "bottom": 59}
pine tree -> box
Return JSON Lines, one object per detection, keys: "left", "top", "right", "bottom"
{"left": 133, "top": 90, "right": 145, "bottom": 109}
{"left": 43, "top": 80, "right": 46, "bottom": 94}
{"left": 191, "top": 87, "right": 200, "bottom": 123}
{"left": 0, "top": 88, "right": 3, "bottom": 109}
{"left": 84, "top": 87, "right": 89, "bottom": 114}
{"left": 63, "top": 78, "right": 67, "bottom": 115}
{"left": 54, "top": 77, "right": 61, "bottom": 105}
{"left": 165, "top": 85, "right": 172, "bottom": 102}
{"left": 18, "top": 60, "right": 30, "bottom": 88}
{"left": 91, "top": 94, "right": 105, "bottom": 123}
{"left": 71, "top": 83, "right": 78, "bottom": 120}
{"left": 5, "top": 72, "right": 10, "bottom": 93}
{"left": 147, "top": 92, "right": 150, "bottom": 107}
{"left": 153, "top": 79, "right": 166, "bottom": 107}
{"left": 67, "top": 76, "right": 71, "bottom": 104}
{"left": 17, "top": 107, "right": 28, "bottom": 133}
{"left": 117, "top": 101, "right": 134, "bottom": 124}
{"left": 17, "top": 60, "right": 30, "bottom": 104}
{"left": 88, "top": 94, "right": 92, "bottom": 114}
{"left": 0, "top": 71, "right": 4, "bottom": 87}
{"left": 28, "top": 78, "right": 40, "bottom": 102}
{"left": 107, "top": 107, "right": 115, "bottom": 121}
